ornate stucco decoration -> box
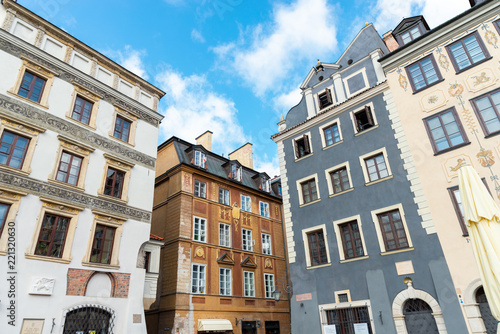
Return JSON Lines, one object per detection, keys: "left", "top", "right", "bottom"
{"left": 194, "top": 246, "right": 205, "bottom": 259}
{"left": 465, "top": 68, "right": 497, "bottom": 92}
{"left": 29, "top": 277, "right": 56, "bottom": 295}
{"left": 442, "top": 155, "right": 473, "bottom": 182}
{"left": 419, "top": 90, "right": 448, "bottom": 112}
{"left": 232, "top": 202, "right": 240, "bottom": 231}
{"left": 264, "top": 258, "right": 273, "bottom": 269}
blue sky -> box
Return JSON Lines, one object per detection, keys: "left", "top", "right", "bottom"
{"left": 20, "top": 0, "right": 470, "bottom": 177}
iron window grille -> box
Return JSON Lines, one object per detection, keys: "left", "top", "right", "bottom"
{"left": 326, "top": 306, "right": 373, "bottom": 334}
{"left": 62, "top": 304, "right": 115, "bottom": 334}
{"left": 18, "top": 71, "right": 46, "bottom": 103}
{"left": 0, "top": 130, "right": 30, "bottom": 169}
{"left": 446, "top": 31, "right": 490, "bottom": 73}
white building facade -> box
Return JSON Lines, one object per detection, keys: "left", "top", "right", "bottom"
{"left": 0, "top": 1, "right": 164, "bottom": 333}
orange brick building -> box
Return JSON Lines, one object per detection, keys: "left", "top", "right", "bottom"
{"left": 146, "top": 132, "right": 290, "bottom": 334}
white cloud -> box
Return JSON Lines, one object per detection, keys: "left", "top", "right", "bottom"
{"left": 191, "top": 29, "right": 206, "bottom": 43}
{"left": 274, "top": 88, "right": 302, "bottom": 114}
{"left": 213, "top": 0, "right": 338, "bottom": 97}
{"left": 254, "top": 154, "right": 280, "bottom": 180}
{"left": 372, "top": 0, "right": 470, "bottom": 34}
{"left": 155, "top": 67, "right": 248, "bottom": 156}
{"left": 104, "top": 45, "right": 149, "bottom": 80}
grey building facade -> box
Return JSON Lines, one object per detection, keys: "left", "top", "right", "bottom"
{"left": 272, "top": 24, "right": 468, "bottom": 334}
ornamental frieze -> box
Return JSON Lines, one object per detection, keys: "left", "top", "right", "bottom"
{"left": 0, "top": 34, "right": 160, "bottom": 126}
{"left": 0, "top": 94, "right": 155, "bottom": 169}
{"left": 0, "top": 170, "right": 151, "bottom": 222}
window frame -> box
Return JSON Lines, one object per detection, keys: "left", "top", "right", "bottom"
{"left": 302, "top": 224, "right": 331, "bottom": 268}
{"left": 108, "top": 108, "right": 137, "bottom": 146}
{"left": 0, "top": 188, "right": 26, "bottom": 256}
{"left": 349, "top": 102, "right": 378, "bottom": 135}
{"left": 0, "top": 130, "right": 30, "bottom": 170}
{"left": 243, "top": 271, "right": 255, "bottom": 297}
{"left": 317, "top": 88, "right": 334, "bottom": 110}
{"left": 194, "top": 150, "right": 207, "bottom": 168}
{"left": 445, "top": 31, "right": 491, "bottom": 73}
{"left": 219, "top": 223, "right": 231, "bottom": 248}
{"left": 359, "top": 148, "right": 392, "bottom": 185}
{"left": 370, "top": 204, "right": 413, "bottom": 254}
{"left": 262, "top": 233, "right": 272, "bottom": 255}
{"left": 332, "top": 215, "right": 369, "bottom": 261}
{"left": 89, "top": 224, "right": 116, "bottom": 265}
{"left": 193, "top": 216, "right": 207, "bottom": 243}
{"left": 34, "top": 213, "right": 70, "bottom": 259}
{"left": 423, "top": 107, "right": 469, "bottom": 155}
{"left": 470, "top": 88, "right": 500, "bottom": 137}
{"left": 319, "top": 118, "right": 343, "bottom": 148}
{"left": 399, "top": 25, "right": 423, "bottom": 45}
{"left": 194, "top": 179, "right": 207, "bottom": 199}
{"left": 405, "top": 54, "right": 443, "bottom": 93}
{"left": 448, "top": 185, "right": 469, "bottom": 237}
{"left": 296, "top": 173, "right": 320, "bottom": 206}
{"left": 264, "top": 273, "right": 275, "bottom": 299}
{"left": 98, "top": 155, "right": 133, "bottom": 202}
{"left": 219, "top": 188, "right": 230, "bottom": 206}
{"left": 259, "top": 201, "right": 270, "bottom": 217}
{"left": 494, "top": 19, "right": 500, "bottom": 36}
{"left": 219, "top": 267, "right": 232, "bottom": 296}
{"left": 104, "top": 167, "right": 125, "bottom": 199}
{"left": 325, "top": 162, "right": 353, "bottom": 196}
{"left": 9, "top": 60, "right": 55, "bottom": 108}
{"left": 192, "top": 263, "right": 207, "bottom": 294}
{"left": 292, "top": 132, "right": 313, "bottom": 160}
{"left": 66, "top": 85, "right": 101, "bottom": 129}
{"left": 242, "top": 228, "right": 253, "bottom": 251}
{"left": 241, "top": 194, "right": 251, "bottom": 212}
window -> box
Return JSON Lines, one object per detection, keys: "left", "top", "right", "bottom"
{"left": 324, "top": 124, "right": 341, "bottom": 146}
{"left": 406, "top": 55, "right": 442, "bottom": 92}
{"left": 219, "top": 223, "right": 230, "bottom": 247}
{"left": 264, "top": 273, "right": 275, "bottom": 298}
{"left": 326, "top": 306, "right": 373, "bottom": 333}
{"left": 18, "top": 71, "right": 46, "bottom": 103}
{"left": 354, "top": 106, "right": 375, "bottom": 132}
{"left": 113, "top": 115, "right": 131, "bottom": 142}
{"left": 446, "top": 31, "right": 490, "bottom": 72}
{"left": 301, "top": 179, "right": 318, "bottom": 204}
{"left": 244, "top": 271, "right": 255, "bottom": 297}
{"left": 401, "top": 25, "right": 422, "bottom": 44}
{"left": 0, "top": 131, "right": 30, "bottom": 169}
{"left": 339, "top": 221, "right": 364, "bottom": 259}
{"left": 194, "top": 151, "right": 206, "bottom": 168}
{"left": 55, "top": 151, "right": 83, "bottom": 186}
{"left": 241, "top": 195, "right": 251, "bottom": 212}
{"left": 424, "top": 107, "right": 468, "bottom": 154}
{"left": 0, "top": 203, "right": 10, "bottom": 236}
{"left": 330, "top": 168, "right": 351, "bottom": 194}
{"left": 377, "top": 210, "right": 409, "bottom": 251}
{"left": 71, "top": 96, "right": 93, "bottom": 125}
{"left": 219, "top": 188, "right": 230, "bottom": 205}
{"left": 260, "top": 201, "right": 270, "bottom": 217}
{"left": 104, "top": 167, "right": 125, "bottom": 198}
{"left": 307, "top": 230, "right": 328, "bottom": 266}
{"left": 262, "top": 233, "right": 272, "bottom": 255}
{"left": 219, "top": 268, "right": 231, "bottom": 296}
{"left": 448, "top": 186, "right": 468, "bottom": 236}
{"left": 293, "top": 134, "right": 311, "bottom": 159}
{"left": 231, "top": 163, "right": 242, "bottom": 181}
{"left": 144, "top": 251, "right": 151, "bottom": 272}
{"left": 471, "top": 89, "right": 500, "bottom": 136}
{"left": 192, "top": 264, "right": 206, "bottom": 294}
{"left": 318, "top": 89, "right": 333, "bottom": 109}
{"left": 494, "top": 19, "right": 500, "bottom": 35}
{"left": 34, "top": 213, "right": 70, "bottom": 258}
{"left": 194, "top": 180, "right": 207, "bottom": 198}
{"left": 364, "top": 154, "right": 389, "bottom": 182}
{"left": 193, "top": 217, "right": 206, "bottom": 242}
{"left": 242, "top": 228, "right": 253, "bottom": 251}
{"left": 90, "top": 224, "right": 116, "bottom": 264}
{"left": 262, "top": 178, "right": 271, "bottom": 192}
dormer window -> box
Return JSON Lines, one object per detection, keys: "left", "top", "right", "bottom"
{"left": 392, "top": 16, "right": 430, "bottom": 47}
{"left": 401, "top": 26, "right": 422, "bottom": 44}
{"left": 231, "top": 163, "right": 242, "bottom": 182}
{"left": 318, "top": 89, "right": 333, "bottom": 109}
{"left": 194, "top": 151, "right": 206, "bottom": 168}
{"left": 262, "top": 178, "right": 271, "bottom": 192}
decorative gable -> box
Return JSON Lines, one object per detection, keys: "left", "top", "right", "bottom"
{"left": 217, "top": 252, "right": 235, "bottom": 265}
{"left": 241, "top": 256, "right": 257, "bottom": 268}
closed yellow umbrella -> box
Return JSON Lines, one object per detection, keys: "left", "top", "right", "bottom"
{"left": 459, "top": 165, "right": 500, "bottom": 333}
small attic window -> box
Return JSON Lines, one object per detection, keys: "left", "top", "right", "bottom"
{"left": 318, "top": 89, "right": 333, "bottom": 109}
{"left": 230, "top": 163, "right": 242, "bottom": 182}
{"left": 261, "top": 178, "right": 271, "bottom": 192}
{"left": 401, "top": 26, "right": 422, "bottom": 44}
{"left": 193, "top": 151, "right": 206, "bottom": 168}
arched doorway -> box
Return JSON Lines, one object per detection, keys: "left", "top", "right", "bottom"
{"left": 63, "top": 305, "right": 114, "bottom": 334}
{"left": 403, "top": 299, "right": 439, "bottom": 334}
{"left": 476, "top": 287, "right": 497, "bottom": 333}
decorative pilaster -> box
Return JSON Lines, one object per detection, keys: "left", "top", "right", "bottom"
{"left": 304, "top": 88, "right": 316, "bottom": 119}
{"left": 1, "top": 9, "right": 16, "bottom": 31}
{"left": 333, "top": 73, "right": 346, "bottom": 103}
{"left": 370, "top": 50, "right": 386, "bottom": 84}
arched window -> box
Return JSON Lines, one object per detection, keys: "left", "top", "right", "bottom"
{"left": 476, "top": 287, "right": 497, "bottom": 333}
{"left": 403, "top": 299, "right": 439, "bottom": 334}
{"left": 63, "top": 305, "right": 114, "bottom": 334}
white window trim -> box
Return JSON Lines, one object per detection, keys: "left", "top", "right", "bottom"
{"left": 262, "top": 233, "right": 272, "bottom": 255}
{"left": 191, "top": 263, "right": 207, "bottom": 294}
{"left": 194, "top": 179, "right": 207, "bottom": 198}
{"left": 358, "top": 147, "right": 392, "bottom": 185}
{"left": 241, "top": 194, "right": 251, "bottom": 212}
{"left": 319, "top": 117, "right": 343, "bottom": 149}
{"left": 334, "top": 290, "right": 352, "bottom": 303}
{"left": 219, "top": 187, "right": 230, "bottom": 206}
{"left": 318, "top": 299, "right": 375, "bottom": 334}
{"left": 342, "top": 68, "right": 369, "bottom": 98}
{"left": 291, "top": 131, "right": 313, "bottom": 161}
{"left": 194, "top": 151, "right": 206, "bottom": 168}
{"left": 242, "top": 228, "right": 253, "bottom": 251}
{"left": 219, "top": 222, "right": 231, "bottom": 248}
{"left": 349, "top": 101, "right": 378, "bottom": 135}
{"left": 193, "top": 216, "right": 207, "bottom": 243}
{"left": 264, "top": 273, "right": 275, "bottom": 298}
{"left": 315, "top": 84, "right": 336, "bottom": 111}
{"left": 243, "top": 271, "right": 255, "bottom": 297}
{"left": 296, "top": 173, "right": 321, "bottom": 206}
{"left": 370, "top": 203, "right": 413, "bottom": 254}
{"left": 259, "top": 201, "right": 270, "bottom": 217}
{"left": 324, "top": 161, "right": 353, "bottom": 197}
{"left": 301, "top": 224, "right": 331, "bottom": 268}
{"left": 332, "top": 214, "right": 368, "bottom": 261}
{"left": 219, "top": 267, "right": 232, "bottom": 296}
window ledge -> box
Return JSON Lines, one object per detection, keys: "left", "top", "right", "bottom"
{"left": 110, "top": 134, "right": 135, "bottom": 147}
{"left": 453, "top": 56, "right": 492, "bottom": 75}
{"left": 411, "top": 78, "right": 445, "bottom": 95}
{"left": 48, "top": 179, "right": 85, "bottom": 192}
{"left": 339, "top": 255, "right": 369, "bottom": 263}
{"left": 0, "top": 164, "right": 31, "bottom": 176}
{"left": 380, "top": 247, "right": 414, "bottom": 256}
{"left": 323, "top": 140, "right": 344, "bottom": 150}
{"left": 299, "top": 198, "right": 321, "bottom": 207}
{"left": 295, "top": 152, "right": 314, "bottom": 162}
{"left": 66, "top": 115, "right": 97, "bottom": 131}
{"left": 329, "top": 187, "right": 354, "bottom": 198}
{"left": 25, "top": 253, "right": 71, "bottom": 264}
{"left": 354, "top": 124, "right": 379, "bottom": 136}
{"left": 82, "top": 261, "right": 120, "bottom": 270}
{"left": 306, "top": 263, "right": 331, "bottom": 270}
{"left": 97, "top": 193, "right": 128, "bottom": 204}
{"left": 7, "top": 91, "right": 49, "bottom": 109}
{"left": 365, "top": 175, "right": 393, "bottom": 186}
{"left": 433, "top": 142, "right": 471, "bottom": 156}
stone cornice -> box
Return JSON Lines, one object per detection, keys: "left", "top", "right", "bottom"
{"left": 0, "top": 93, "right": 156, "bottom": 169}
{"left": 0, "top": 29, "right": 163, "bottom": 126}
{"left": 0, "top": 169, "right": 151, "bottom": 222}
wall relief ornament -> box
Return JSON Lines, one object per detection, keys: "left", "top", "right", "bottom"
{"left": 442, "top": 154, "right": 473, "bottom": 182}
{"left": 438, "top": 54, "right": 450, "bottom": 71}
{"left": 195, "top": 246, "right": 205, "bottom": 259}
{"left": 484, "top": 30, "right": 498, "bottom": 48}
{"left": 465, "top": 68, "right": 497, "bottom": 93}
{"left": 398, "top": 73, "right": 408, "bottom": 91}
{"left": 477, "top": 148, "right": 495, "bottom": 167}
{"left": 264, "top": 258, "right": 273, "bottom": 269}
